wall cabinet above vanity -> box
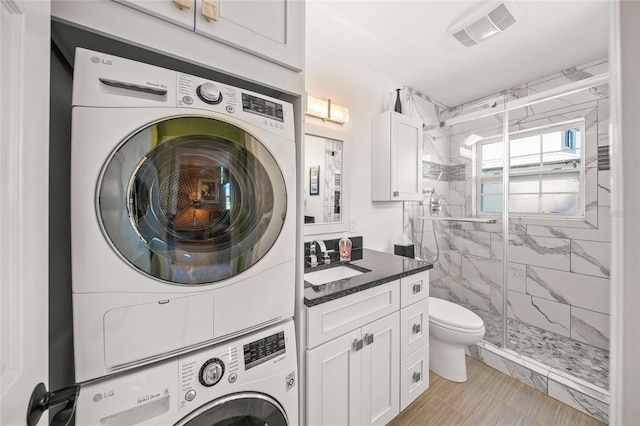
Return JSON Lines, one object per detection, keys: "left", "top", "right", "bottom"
{"left": 113, "top": 0, "right": 303, "bottom": 71}
{"left": 371, "top": 111, "right": 423, "bottom": 201}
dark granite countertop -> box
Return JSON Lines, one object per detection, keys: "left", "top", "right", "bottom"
{"left": 304, "top": 248, "right": 433, "bottom": 307}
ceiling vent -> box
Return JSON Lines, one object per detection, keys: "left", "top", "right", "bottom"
{"left": 449, "top": 2, "right": 523, "bottom": 47}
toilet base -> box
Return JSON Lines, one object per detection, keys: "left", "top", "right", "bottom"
{"left": 429, "top": 337, "right": 468, "bottom": 382}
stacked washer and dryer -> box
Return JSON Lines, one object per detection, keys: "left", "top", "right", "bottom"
{"left": 69, "top": 48, "right": 298, "bottom": 425}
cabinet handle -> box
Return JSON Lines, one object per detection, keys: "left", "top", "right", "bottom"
{"left": 412, "top": 283, "right": 422, "bottom": 294}
{"left": 393, "top": 191, "right": 399, "bottom": 197}
{"left": 364, "top": 333, "right": 374, "bottom": 345}
{"left": 172, "top": 0, "right": 192, "bottom": 10}
{"left": 412, "top": 323, "right": 421, "bottom": 334}
{"left": 413, "top": 372, "right": 421, "bottom": 383}
{"left": 353, "top": 339, "right": 364, "bottom": 352}
{"left": 201, "top": 1, "right": 218, "bottom": 22}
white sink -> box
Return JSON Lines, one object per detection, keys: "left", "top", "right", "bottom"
{"left": 304, "top": 265, "right": 365, "bottom": 285}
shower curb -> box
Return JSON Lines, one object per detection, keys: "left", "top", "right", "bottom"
{"left": 467, "top": 340, "right": 609, "bottom": 424}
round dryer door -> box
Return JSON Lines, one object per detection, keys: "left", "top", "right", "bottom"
{"left": 175, "top": 392, "right": 288, "bottom": 426}
{"left": 98, "top": 117, "right": 287, "bottom": 285}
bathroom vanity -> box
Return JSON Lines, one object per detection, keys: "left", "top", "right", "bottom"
{"left": 303, "top": 249, "right": 432, "bottom": 425}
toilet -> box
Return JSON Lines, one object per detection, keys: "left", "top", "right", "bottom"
{"left": 429, "top": 297, "right": 485, "bottom": 382}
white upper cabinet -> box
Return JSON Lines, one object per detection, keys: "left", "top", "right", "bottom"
{"left": 114, "top": 0, "right": 195, "bottom": 29}
{"left": 195, "top": 0, "right": 303, "bottom": 71}
{"left": 372, "top": 111, "right": 423, "bottom": 201}
{"left": 111, "top": 0, "right": 303, "bottom": 71}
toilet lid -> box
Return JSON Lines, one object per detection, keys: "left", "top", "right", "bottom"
{"left": 429, "top": 297, "right": 484, "bottom": 331}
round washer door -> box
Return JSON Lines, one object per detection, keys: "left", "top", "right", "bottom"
{"left": 175, "top": 392, "right": 288, "bottom": 426}
{"left": 98, "top": 116, "right": 287, "bottom": 285}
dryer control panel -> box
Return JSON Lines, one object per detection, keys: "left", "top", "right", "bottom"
{"left": 176, "top": 73, "right": 294, "bottom": 140}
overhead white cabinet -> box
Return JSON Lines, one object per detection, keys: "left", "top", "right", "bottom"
{"left": 306, "top": 270, "right": 430, "bottom": 425}
{"left": 113, "top": 0, "right": 195, "bottom": 29}
{"left": 195, "top": 0, "right": 303, "bottom": 70}
{"left": 112, "top": 0, "right": 303, "bottom": 70}
{"left": 372, "top": 111, "right": 423, "bottom": 201}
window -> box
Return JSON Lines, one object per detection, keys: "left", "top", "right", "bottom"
{"left": 476, "top": 120, "right": 585, "bottom": 217}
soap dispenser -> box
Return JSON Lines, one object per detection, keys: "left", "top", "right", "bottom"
{"left": 339, "top": 234, "right": 352, "bottom": 262}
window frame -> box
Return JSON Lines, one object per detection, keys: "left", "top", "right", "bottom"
{"left": 474, "top": 119, "right": 586, "bottom": 219}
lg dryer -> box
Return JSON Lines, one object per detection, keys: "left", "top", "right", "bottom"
{"left": 70, "top": 48, "right": 296, "bottom": 382}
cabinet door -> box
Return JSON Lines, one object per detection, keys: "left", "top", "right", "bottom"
{"left": 400, "top": 343, "right": 429, "bottom": 411}
{"left": 361, "top": 312, "right": 400, "bottom": 426}
{"left": 113, "top": 0, "right": 195, "bottom": 29}
{"left": 194, "top": 0, "right": 303, "bottom": 70}
{"left": 400, "top": 270, "right": 429, "bottom": 308}
{"left": 307, "top": 329, "right": 362, "bottom": 426}
{"left": 400, "top": 298, "right": 429, "bottom": 360}
{"left": 390, "top": 113, "right": 422, "bottom": 201}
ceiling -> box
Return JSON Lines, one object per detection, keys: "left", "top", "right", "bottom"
{"left": 305, "top": 1, "right": 609, "bottom": 107}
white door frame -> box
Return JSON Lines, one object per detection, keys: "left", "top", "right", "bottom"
{"left": 609, "top": 1, "right": 640, "bottom": 424}
{"left": 1, "top": 0, "right": 50, "bottom": 424}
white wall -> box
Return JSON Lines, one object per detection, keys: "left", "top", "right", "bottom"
{"left": 304, "top": 40, "right": 407, "bottom": 252}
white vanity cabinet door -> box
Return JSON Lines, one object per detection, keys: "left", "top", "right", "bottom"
{"left": 372, "top": 111, "right": 423, "bottom": 202}
{"left": 113, "top": 0, "right": 195, "bottom": 29}
{"left": 400, "top": 344, "right": 429, "bottom": 411}
{"left": 400, "top": 270, "right": 429, "bottom": 308}
{"left": 307, "top": 329, "right": 363, "bottom": 426}
{"left": 194, "top": 0, "right": 303, "bottom": 70}
{"left": 400, "top": 298, "right": 429, "bottom": 359}
{"left": 361, "top": 312, "right": 400, "bottom": 426}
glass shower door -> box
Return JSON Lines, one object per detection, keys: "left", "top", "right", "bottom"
{"left": 417, "top": 98, "right": 508, "bottom": 348}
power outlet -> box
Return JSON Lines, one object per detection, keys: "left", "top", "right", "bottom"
{"left": 350, "top": 217, "right": 357, "bottom": 233}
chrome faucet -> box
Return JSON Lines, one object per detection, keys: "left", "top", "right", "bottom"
{"left": 307, "top": 240, "right": 335, "bottom": 267}
{"left": 314, "top": 240, "right": 334, "bottom": 265}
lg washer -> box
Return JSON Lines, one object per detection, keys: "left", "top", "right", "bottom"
{"left": 74, "top": 319, "right": 298, "bottom": 425}
{"left": 70, "top": 48, "right": 296, "bottom": 382}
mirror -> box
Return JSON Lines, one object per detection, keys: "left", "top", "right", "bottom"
{"left": 304, "top": 123, "right": 349, "bottom": 235}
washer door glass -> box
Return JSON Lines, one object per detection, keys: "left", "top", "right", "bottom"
{"left": 176, "top": 393, "right": 288, "bottom": 426}
{"left": 98, "top": 117, "right": 287, "bottom": 285}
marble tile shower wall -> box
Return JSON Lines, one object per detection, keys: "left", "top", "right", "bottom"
{"left": 407, "top": 58, "right": 612, "bottom": 354}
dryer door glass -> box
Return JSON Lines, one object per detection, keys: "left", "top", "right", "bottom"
{"left": 98, "top": 117, "right": 287, "bottom": 285}
{"left": 176, "top": 393, "right": 288, "bottom": 426}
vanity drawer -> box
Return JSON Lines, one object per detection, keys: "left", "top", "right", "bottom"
{"left": 307, "top": 281, "right": 400, "bottom": 349}
{"left": 400, "top": 298, "right": 429, "bottom": 360}
{"left": 400, "top": 270, "right": 429, "bottom": 308}
{"left": 400, "top": 343, "right": 429, "bottom": 411}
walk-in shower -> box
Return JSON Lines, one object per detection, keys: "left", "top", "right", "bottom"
{"left": 406, "top": 67, "right": 611, "bottom": 422}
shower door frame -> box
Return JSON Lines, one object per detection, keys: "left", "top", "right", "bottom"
{"left": 440, "top": 72, "right": 609, "bottom": 349}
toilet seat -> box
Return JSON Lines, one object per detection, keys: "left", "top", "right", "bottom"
{"left": 429, "top": 297, "right": 484, "bottom": 331}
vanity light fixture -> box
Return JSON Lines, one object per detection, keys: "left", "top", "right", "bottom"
{"left": 305, "top": 94, "right": 349, "bottom": 124}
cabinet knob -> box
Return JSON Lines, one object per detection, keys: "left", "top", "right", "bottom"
{"left": 413, "top": 372, "right": 421, "bottom": 383}
{"left": 353, "top": 339, "right": 364, "bottom": 352}
{"left": 412, "top": 323, "right": 421, "bottom": 334}
{"left": 364, "top": 333, "right": 374, "bottom": 345}
{"left": 393, "top": 191, "right": 399, "bottom": 197}
{"left": 172, "top": 0, "right": 192, "bottom": 10}
{"left": 201, "top": 1, "right": 218, "bottom": 22}
{"left": 412, "top": 283, "right": 422, "bottom": 294}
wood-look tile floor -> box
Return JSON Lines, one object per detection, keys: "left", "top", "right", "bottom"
{"left": 389, "top": 356, "right": 605, "bottom": 426}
